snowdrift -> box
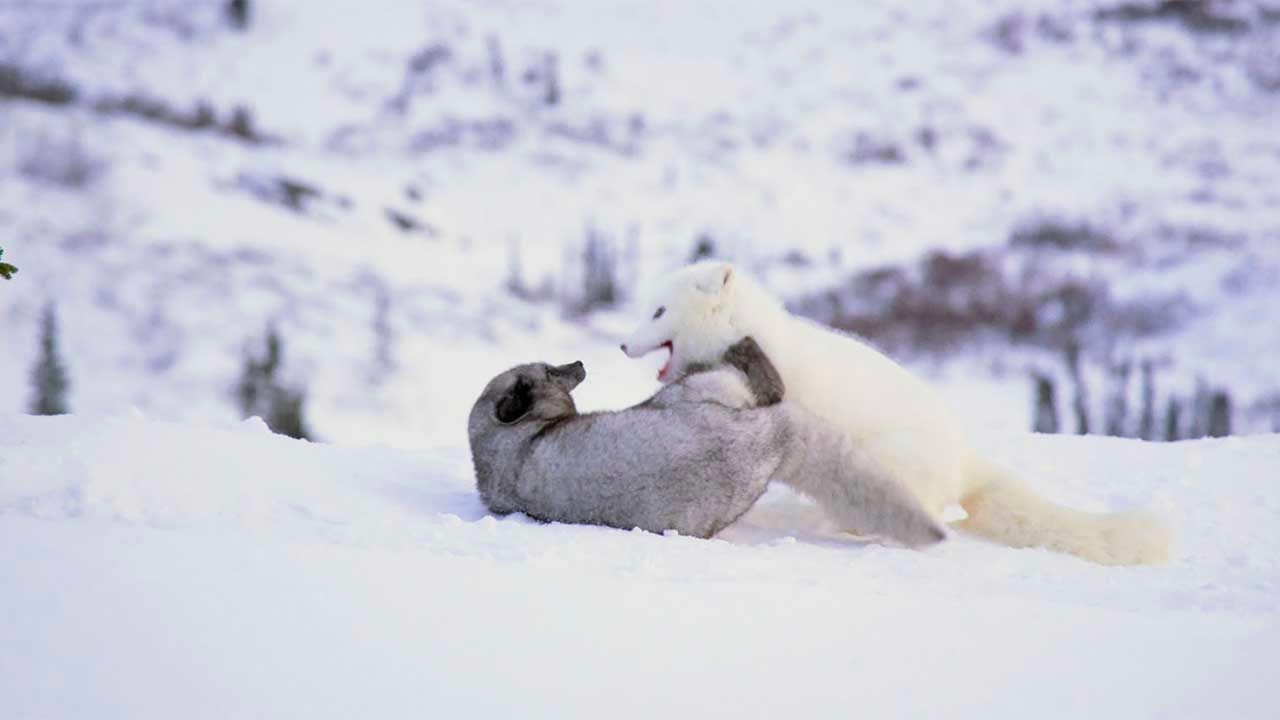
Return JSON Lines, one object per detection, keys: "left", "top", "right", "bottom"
{"left": 2, "top": 412, "right": 1277, "bottom": 718}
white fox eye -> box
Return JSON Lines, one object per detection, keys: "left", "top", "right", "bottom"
{"left": 652, "top": 306, "right": 665, "bottom": 320}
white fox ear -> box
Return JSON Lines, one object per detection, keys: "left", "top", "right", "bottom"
{"left": 694, "top": 263, "right": 734, "bottom": 295}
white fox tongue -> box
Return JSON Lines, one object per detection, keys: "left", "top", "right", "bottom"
{"left": 657, "top": 341, "right": 674, "bottom": 381}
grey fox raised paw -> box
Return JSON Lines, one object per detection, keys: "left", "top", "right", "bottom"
{"left": 723, "top": 336, "right": 785, "bottom": 406}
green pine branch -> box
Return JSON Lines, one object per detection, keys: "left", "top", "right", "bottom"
{"left": 0, "top": 248, "right": 16, "bottom": 280}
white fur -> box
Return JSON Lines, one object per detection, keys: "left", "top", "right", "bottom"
{"left": 622, "top": 261, "right": 1171, "bottom": 566}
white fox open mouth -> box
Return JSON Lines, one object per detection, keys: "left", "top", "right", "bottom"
{"left": 656, "top": 341, "right": 674, "bottom": 382}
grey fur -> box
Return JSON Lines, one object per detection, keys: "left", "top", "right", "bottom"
{"left": 468, "top": 338, "right": 946, "bottom": 546}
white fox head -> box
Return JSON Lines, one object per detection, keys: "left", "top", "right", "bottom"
{"left": 620, "top": 261, "right": 748, "bottom": 383}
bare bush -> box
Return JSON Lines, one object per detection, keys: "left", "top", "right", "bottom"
{"left": 354, "top": 271, "right": 396, "bottom": 385}
{"left": 1065, "top": 342, "right": 1091, "bottom": 435}
{"left": 546, "top": 115, "right": 642, "bottom": 155}
{"left": 689, "top": 234, "right": 717, "bottom": 262}
{"left": 579, "top": 227, "right": 619, "bottom": 311}
{"left": 408, "top": 117, "right": 515, "bottom": 154}
{"left": 841, "top": 132, "right": 905, "bottom": 165}
{"left": 1010, "top": 217, "right": 1118, "bottom": 252}
{"left": 1037, "top": 357, "right": 1243, "bottom": 441}
{"left": 560, "top": 226, "right": 627, "bottom": 318}
{"left": 1031, "top": 372, "right": 1060, "bottom": 434}
{"left": 1206, "top": 391, "right": 1232, "bottom": 437}
{"left": 84, "top": 89, "right": 271, "bottom": 143}
{"left": 1138, "top": 360, "right": 1156, "bottom": 440}
{"left": 225, "top": 105, "right": 259, "bottom": 141}
{"left": 792, "top": 219, "right": 1190, "bottom": 362}
{"left": 236, "top": 174, "right": 321, "bottom": 213}
{"left": 505, "top": 238, "right": 553, "bottom": 303}
{"left": 1104, "top": 359, "right": 1133, "bottom": 437}
{"left": 226, "top": 0, "right": 250, "bottom": 31}
{"left": 18, "top": 128, "right": 100, "bottom": 188}
{"left": 543, "top": 52, "right": 560, "bottom": 106}
{"left": 1095, "top": 1, "right": 1250, "bottom": 35}
{"left": 29, "top": 303, "right": 72, "bottom": 416}
{"left": 385, "top": 208, "right": 436, "bottom": 237}
{"left": 1164, "top": 397, "right": 1184, "bottom": 441}
{"left": 487, "top": 35, "right": 505, "bottom": 87}
{"left": 234, "top": 326, "right": 311, "bottom": 440}
{"left": 0, "top": 63, "right": 77, "bottom": 105}
{"left": 390, "top": 43, "right": 454, "bottom": 113}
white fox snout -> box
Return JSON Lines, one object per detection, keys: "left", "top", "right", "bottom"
{"left": 620, "top": 318, "right": 669, "bottom": 353}
{"left": 622, "top": 335, "right": 677, "bottom": 382}
{"left": 621, "top": 342, "right": 657, "bottom": 358}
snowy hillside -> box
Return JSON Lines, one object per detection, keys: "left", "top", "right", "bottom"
{"left": 2, "top": 412, "right": 1278, "bottom": 717}
{"left": 2, "top": 0, "right": 1280, "bottom": 443}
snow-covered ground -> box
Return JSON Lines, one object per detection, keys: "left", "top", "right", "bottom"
{"left": 2, "top": 412, "right": 1278, "bottom": 717}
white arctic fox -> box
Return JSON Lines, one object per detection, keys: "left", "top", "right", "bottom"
{"left": 621, "top": 261, "right": 1171, "bottom": 565}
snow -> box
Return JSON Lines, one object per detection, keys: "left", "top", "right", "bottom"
{"left": 2, "top": 412, "right": 1278, "bottom": 717}
{"left": 2, "top": 1, "right": 1280, "bottom": 715}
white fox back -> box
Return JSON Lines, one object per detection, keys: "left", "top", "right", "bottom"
{"left": 724, "top": 275, "right": 972, "bottom": 513}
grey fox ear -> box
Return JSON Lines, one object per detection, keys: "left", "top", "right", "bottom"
{"left": 495, "top": 378, "right": 534, "bottom": 423}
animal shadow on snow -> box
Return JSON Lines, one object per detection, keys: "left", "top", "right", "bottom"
{"left": 716, "top": 486, "right": 891, "bottom": 550}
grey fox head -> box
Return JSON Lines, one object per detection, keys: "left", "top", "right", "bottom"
{"left": 475, "top": 361, "right": 587, "bottom": 426}
{"left": 467, "top": 360, "right": 587, "bottom": 516}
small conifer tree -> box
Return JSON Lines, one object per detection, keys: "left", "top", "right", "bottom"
{"left": 1137, "top": 360, "right": 1156, "bottom": 441}
{"left": 0, "top": 247, "right": 17, "bottom": 280}
{"left": 1064, "top": 341, "right": 1090, "bottom": 435}
{"left": 1206, "top": 391, "right": 1232, "bottom": 438}
{"left": 1104, "top": 360, "right": 1132, "bottom": 438}
{"left": 689, "top": 234, "right": 716, "bottom": 262}
{"left": 227, "top": 106, "right": 255, "bottom": 141}
{"left": 226, "top": 0, "right": 250, "bottom": 31}
{"left": 543, "top": 52, "right": 560, "bottom": 106}
{"left": 235, "top": 326, "right": 311, "bottom": 440}
{"left": 580, "top": 229, "right": 618, "bottom": 311}
{"left": 29, "top": 303, "right": 71, "bottom": 415}
{"left": 1031, "top": 373, "right": 1059, "bottom": 434}
{"left": 1164, "top": 397, "right": 1183, "bottom": 442}
{"left": 268, "top": 386, "right": 310, "bottom": 440}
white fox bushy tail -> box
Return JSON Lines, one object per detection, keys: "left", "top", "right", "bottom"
{"left": 956, "top": 458, "right": 1171, "bottom": 566}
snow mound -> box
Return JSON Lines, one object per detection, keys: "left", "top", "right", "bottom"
{"left": 1, "top": 413, "right": 1278, "bottom": 718}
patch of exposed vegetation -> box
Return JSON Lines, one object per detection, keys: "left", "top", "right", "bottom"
{"left": 0, "top": 63, "right": 77, "bottom": 105}
{"left": 1095, "top": 1, "right": 1251, "bottom": 35}
{"left": 1, "top": 62, "right": 272, "bottom": 144}
{"left": 1031, "top": 358, "right": 1238, "bottom": 441}
{"left": 235, "top": 173, "right": 354, "bottom": 219}
{"left": 1010, "top": 217, "right": 1119, "bottom": 252}
{"left": 788, "top": 214, "right": 1276, "bottom": 437}
{"left": 234, "top": 326, "right": 311, "bottom": 440}
{"left": 789, "top": 224, "right": 1191, "bottom": 359}
{"left": 17, "top": 129, "right": 101, "bottom": 188}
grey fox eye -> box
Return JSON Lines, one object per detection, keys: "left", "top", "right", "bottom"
{"left": 652, "top": 306, "right": 665, "bottom": 320}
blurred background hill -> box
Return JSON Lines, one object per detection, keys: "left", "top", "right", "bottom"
{"left": 2, "top": 0, "right": 1278, "bottom": 446}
